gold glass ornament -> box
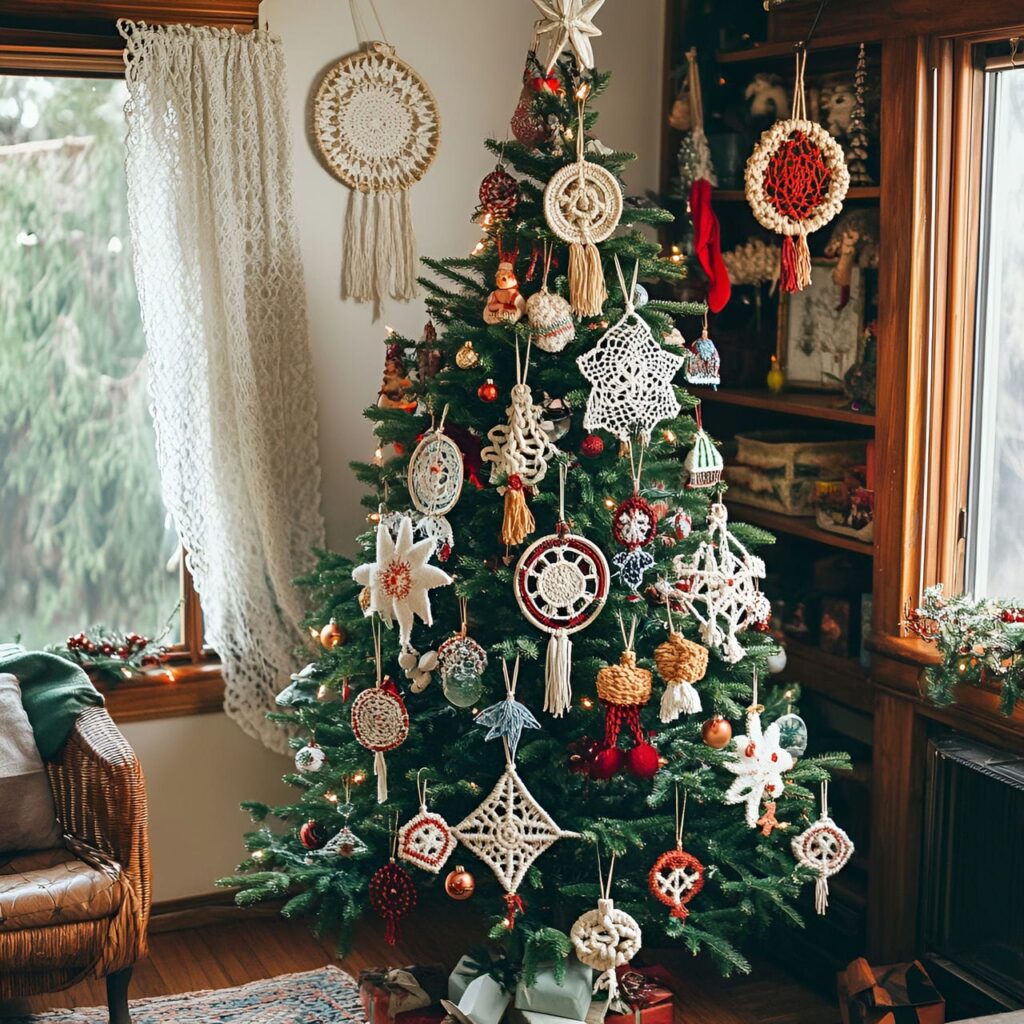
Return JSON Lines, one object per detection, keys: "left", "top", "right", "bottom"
{"left": 455, "top": 341, "right": 480, "bottom": 369}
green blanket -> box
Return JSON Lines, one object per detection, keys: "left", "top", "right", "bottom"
{"left": 0, "top": 644, "right": 104, "bottom": 760}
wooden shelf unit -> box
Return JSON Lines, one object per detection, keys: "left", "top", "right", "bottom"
{"left": 690, "top": 386, "right": 876, "bottom": 427}
{"left": 715, "top": 33, "right": 880, "bottom": 64}
{"left": 730, "top": 501, "right": 874, "bottom": 556}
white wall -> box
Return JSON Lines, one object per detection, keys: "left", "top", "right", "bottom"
{"left": 133, "top": 0, "right": 666, "bottom": 903}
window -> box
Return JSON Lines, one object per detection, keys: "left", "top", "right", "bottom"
{"left": 965, "top": 62, "right": 1024, "bottom": 598}
{"left": 0, "top": 74, "right": 203, "bottom": 662}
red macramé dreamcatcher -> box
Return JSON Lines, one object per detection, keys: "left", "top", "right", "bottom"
{"left": 744, "top": 49, "right": 849, "bottom": 292}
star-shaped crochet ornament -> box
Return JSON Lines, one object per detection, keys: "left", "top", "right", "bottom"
{"left": 577, "top": 313, "right": 685, "bottom": 443}
{"left": 723, "top": 712, "right": 795, "bottom": 828}
{"left": 532, "top": 0, "right": 606, "bottom": 73}
{"left": 453, "top": 764, "right": 579, "bottom": 894}
{"left": 352, "top": 514, "right": 452, "bottom": 649}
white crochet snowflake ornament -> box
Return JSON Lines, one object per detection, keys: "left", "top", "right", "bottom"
{"left": 352, "top": 514, "right": 452, "bottom": 649}
{"left": 670, "top": 502, "right": 770, "bottom": 663}
{"left": 453, "top": 763, "right": 579, "bottom": 894}
{"left": 577, "top": 307, "right": 685, "bottom": 444}
{"left": 532, "top": 0, "right": 606, "bottom": 73}
{"left": 723, "top": 710, "right": 795, "bottom": 828}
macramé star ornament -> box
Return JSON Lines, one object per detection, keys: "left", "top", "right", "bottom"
{"left": 577, "top": 259, "right": 685, "bottom": 443}
{"left": 352, "top": 513, "right": 452, "bottom": 650}
{"left": 532, "top": 0, "right": 606, "bottom": 73}
{"left": 724, "top": 681, "right": 795, "bottom": 828}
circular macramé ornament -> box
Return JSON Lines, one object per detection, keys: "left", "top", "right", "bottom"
{"left": 351, "top": 684, "right": 409, "bottom": 753}
{"left": 544, "top": 161, "right": 623, "bottom": 247}
{"left": 791, "top": 783, "right": 854, "bottom": 916}
{"left": 313, "top": 43, "right": 440, "bottom": 193}
{"left": 570, "top": 890, "right": 642, "bottom": 1001}
{"left": 648, "top": 847, "right": 705, "bottom": 921}
{"left": 407, "top": 429, "right": 464, "bottom": 517}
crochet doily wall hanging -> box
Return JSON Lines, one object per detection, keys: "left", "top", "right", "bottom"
{"left": 791, "top": 782, "right": 854, "bottom": 915}
{"left": 397, "top": 771, "right": 456, "bottom": 874}
{"left": 514, "top": 465, "right": 609, "bottom": 717}
{"left": 744, "top": 49, "right": 848, "bottom": 293}
{"left": 313, "top": 6, "right": 440, "bottom": 315}
{"left": 577, "top": 259, "right": 684, "bottom": 443}
{"left": 544, "top": 91, "right": 622, "bottom": 316}
{"left": 670, "top": 502, "right": 770, "bottom": 664}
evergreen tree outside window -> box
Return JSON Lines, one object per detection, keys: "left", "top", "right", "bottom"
{"left": 0, "top": 75, "right": 199, "bottom": 657}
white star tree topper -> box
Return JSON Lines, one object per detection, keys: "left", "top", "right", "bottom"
{"left": 532, "top": 0, "right": 606, "bottom": 73}
{"left": 352, "top": 514, "right": 452, "bottom": 649}
{"left": 723, "top": 712, "right": 795, "bottom": 828}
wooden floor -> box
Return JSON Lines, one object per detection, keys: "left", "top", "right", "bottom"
{"left": 0, "top": 902, "right": 840, "bottom": 1023}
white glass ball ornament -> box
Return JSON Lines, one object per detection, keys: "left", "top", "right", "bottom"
{"left": 776, "top": 712, "right": 808, "bottom": 758}
{"left": 766, "top": 647, "right": 788, "bottom": 674}
{"left": 443, "top": 663, "right": 485, "bottom": 708}
{"left": 632, "top": 283, "right": 649, "bottom": 308}
{"left": 294, "top": 743, "right": 326, "bottom": 773}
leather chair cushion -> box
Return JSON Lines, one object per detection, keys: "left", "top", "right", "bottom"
{"left": 0, "top": 847, "right": 122, "bottom": 931}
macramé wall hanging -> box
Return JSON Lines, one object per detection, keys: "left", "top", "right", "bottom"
{"left": 313, "top": 0, "right": 440, "bottom": 317}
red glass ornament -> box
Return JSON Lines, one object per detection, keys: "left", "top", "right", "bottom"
{"left": 368, "top": 860, "right": 417, "bottom": 946}
{"left": 300, "top": 820, "right": 325, "bottom": 850}
{"left": 477, "top": 379, "right": 499, "bottom": 403}
{"left": 591, "top": 746, "right": 625, "bottom": 780}
{"left": 648, "top": 847, "right": 705, "bottom": 920}
{"left": 444, "top": 864, "right": 475, "bottom": 900}
{"left": 529, "top": 72, "right": 561, "bottom": 94}
{"left": 479, "top": 165, "right": 519, "bottom": 220}
{"left": 580, "top": 434, "right": 605, "bottom": 458}
{"left": 626, "top": 742, "right": 660, "bottom": 779}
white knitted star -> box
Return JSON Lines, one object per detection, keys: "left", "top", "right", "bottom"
{"left": 532, "top": 0, "right": 606, "bottom": 73}
{"left": 577, "top": 312, "right": 685, "bottom": 443}
{"left": 352, "top": 514, "right": 452, "bottom": 649}
{"left": 723, "top": 713, "right": 795, "bottom": 828}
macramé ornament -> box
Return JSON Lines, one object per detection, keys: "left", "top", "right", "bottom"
{"left": 475, "top": 656, "right": 541, "bottom": 762}
{"left": 351, "top": 621, "right": 410, "bottom": 803}
{"left": 577, "top": 259, "right": 685, "bottom": 443}
{"left": 369, "top": 814, "right": 418, "bottom": 946}
{"left": 655, "top": 601, "right": 709, "bottom": 722}
{"left": 744, "top": 48, "right": 849, "bottom": 293}
{"left": 481, "top": 338, "right": 558, "bottom": 546}
{"left": 544, "top": 88, "right": 622, "bottom": 316}
{"left": 683, "top": 407, "right": 723, "bottom": 489}
{"left": 526, "top": 242, "right": 576, "bottom": 353}
{"left": 407, "top": 405, "right": 464, "bottom": 519}
{"left": 453, "top": 712, "right": 579, "bottom": 925}
{"left": 610, "top": 442, "right": 658, "bottom": 593}
{"left": 791, "top": 781, "right": 854, "bottom": 915}
{"left": 570, "top": 852, "right": 642, "bottom": 1002}
{"left": 398, "top": 770, "right": 456, "bottom": 874}
{"left": 684, "top": 315, "right": 721, "bottom": 389}
{"left": 313, "top": 6, "right": 440, "bottom": 315}
{"left": 532, "top": 0, "right": 605, "bottom": 73}
{"left": 648, "top": 789, "right": 705, "bottom": 922}
{"left": 514, "top": 463, "right": 610, "bottom": 717}
{"left": 593, "top": 616, "right": 658, "bottom": 780}
{"left": 671, "top": 501, "right": 770, "bottom": 663}
{"left": 352, "top": 513, "right": 453, "bottom": 651}
{"left": 723, "top": 675, "right": 795, "bottom": 828}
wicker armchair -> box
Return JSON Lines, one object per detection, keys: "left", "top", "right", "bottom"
{"left": 0, "top": 706, "right": 151, "bottom": 1023}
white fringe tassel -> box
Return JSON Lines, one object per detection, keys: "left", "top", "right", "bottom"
{"left": 341, "top": 188, "right": 419, "bottom": 316}
{"left": 659, "top": 680, "right": 702, "bottom": 723}
{"left": 374, "top": 750, "right": 388, "bottom": 804}
{"left": 815, "top": 875, "right": 828, "bottom": 916}
{"left": 544, "top": 631, "right": 572, "bottom": 718}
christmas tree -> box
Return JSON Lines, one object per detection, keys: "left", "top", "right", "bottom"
{"left": 222, "top": 41, "right": 851, "bottom": 981}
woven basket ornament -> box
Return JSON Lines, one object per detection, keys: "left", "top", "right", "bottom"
{"left": 313, "top": 13, "right": 440, "bottom": 314}
{"left": 514, "top": 464, "right": 609, "bottom": 718}
{"left": 744, "top": 49, "right": 848, "bottom": 293}
{"left": 543, "top": 90, "right": 622, "bottom": 316}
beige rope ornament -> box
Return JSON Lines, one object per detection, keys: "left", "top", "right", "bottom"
{"left": 543, "top": 86, "right": 622, "bottom": 316}
{"left": 313, "top": 1, "right": 440, "bottom": 315}
{"left": 791, "top": 781, "right": 854, "bottom": 915}
{"left": 744, "top": 48, "right": 848, "bottom": 293}
{"left": 655, "top": 598, "right": 709, "bottom": 722}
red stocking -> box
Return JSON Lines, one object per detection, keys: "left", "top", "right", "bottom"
{"left": 690, "top": 179, "right": 731, "bottom": 313}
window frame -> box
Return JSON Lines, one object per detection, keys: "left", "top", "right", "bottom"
{"left": 0, "top": 7, "right": 255, "bottom": 716}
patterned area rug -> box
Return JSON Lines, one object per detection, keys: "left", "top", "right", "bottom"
{"left": 6, "top": 967, "right": 365, "bottom": 1023}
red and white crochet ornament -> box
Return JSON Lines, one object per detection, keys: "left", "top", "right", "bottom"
{"left": 791, "top": 781, "right": 854, "bottom": 916}
{"left": 478, "top": 164, "right": 519, "bottom": 222}
{"left": 351, "top": 622, "right": 410, "bottom": 804}
{"left": 398, "top": 771, "right": 456, "bottom": 874}
{"left": 610, "top": 443, "right": 659, "bottom": 593}
{"left": 370, "top": 821, "right": 418, "bottom": 947}
{"left": 648, "top": 789, "right": 705, "bottom": 921}
{"left": 514, "top": 464, "right": 609, "bottom": 717}
{"left": 745, "top": 49, "right": 849, "bottom": 293}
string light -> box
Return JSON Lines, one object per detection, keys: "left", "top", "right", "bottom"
{"left": 367, "top": 510, "right": 381, "bottom": 524}
{"left": 324, "top": 791, "right": 338, "bottom": 804}
{"left": 663, "top": 429, "right": 677, "bottom": 444}
{"left": 579, "top": 695, "right": 595, "bottom": 710}
{"left": 351, "top": 771, "right": 367, "bottom": 785}
{"left": 574, "top": 81, "right": 591, "bottom": 101}
{"left": 252, "top": 849, "right": 266, "bottom": 861}
{"left": 470, "top": 238, "right": 487, "bottom": 256}
{"left": 385, "top": 324, "right": 396, "bottom": 336}
{"left": 317, "top": 684, "right": 329, "bottom": 700}
{"left": 373, "top": 447, "right": 384, "bottom": 467}
{"left": 603, "top": 496, "right": 616, "bottom": 510}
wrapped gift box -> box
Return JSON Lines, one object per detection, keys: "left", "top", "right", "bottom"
{"left": 442, "top": 972, "right": 512, "bottom": 1024}
{"left": 604, "top": 965, "right": 675, "bottom": 1024}
{"left": 359, "top": 966, "right": 447, "bottom": 1024}
{"left": 448, "top": 955, "right": 483, "bottom": 1004}
{"left": 837, "top": 959, "right": 945, "bottom": 1024}
{"left": 394, "top": 1008, "right": 447, "bottom": 1024}
{"left": 514, "top": 958, "right": 593, "bottom": 1021}
{"left": 508, "top": 1008, "right": 587, "bottom": 1024}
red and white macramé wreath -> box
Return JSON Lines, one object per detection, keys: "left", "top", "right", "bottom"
{"left": 744, "top": 50, "right": 849, "bottom": 293}
{"left": 351, "top": 676, "right": 409, "bottom": 804}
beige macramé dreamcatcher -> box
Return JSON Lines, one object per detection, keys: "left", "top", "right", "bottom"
{"left": 313, "top": 0, "right": 440, "bottom": 316}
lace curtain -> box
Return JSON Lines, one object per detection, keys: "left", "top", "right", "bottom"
{"left": 120, "top": 21, "right": 324, "bottom": 752}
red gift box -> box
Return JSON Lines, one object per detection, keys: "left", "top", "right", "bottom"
{"left": 394, "top": 1008, "right": 448, "bottom": 1024}
{"left": 604, "top": 965, "right": 675, "bottom": 1024}
{"left": 837, "top": 959, "right": 945, "bottom": 1024}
